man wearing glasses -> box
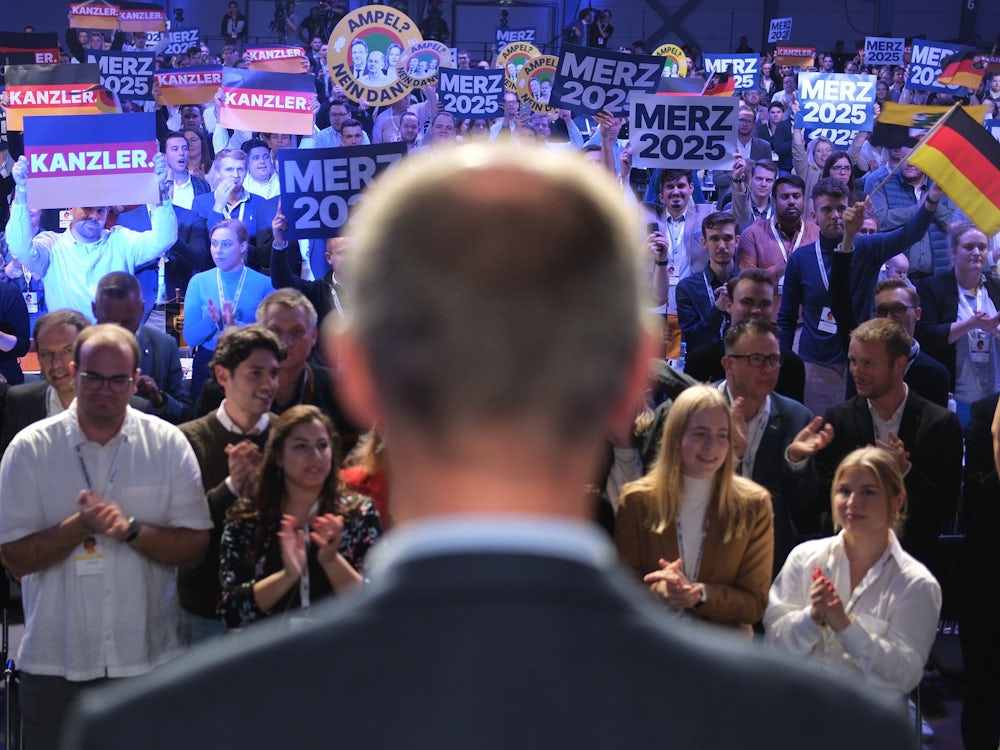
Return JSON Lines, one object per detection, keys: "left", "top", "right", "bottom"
{"left": 720, "top": 319, "right": 829, "bottom": 574}
{"left": 0, "top": 324, "right": 211, "bottom": 750}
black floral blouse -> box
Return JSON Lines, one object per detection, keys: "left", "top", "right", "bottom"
{"left": 218, "top": 494, "right": 382, "bottom": 628}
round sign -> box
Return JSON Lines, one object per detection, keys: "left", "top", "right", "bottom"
{"left": 515, "top": 55, "right": 558, "bottom": 113}
{"left": 497, "top": 42, "right": 540, "bottom": 92}
{"left": 654, "top": 43, "right": 688, "bottom": 78}
{"left": 396, "top": 40, "right": 452, "bottom": 89}
{"left": 327, "top": 6, "right": 423, "bottom": 105}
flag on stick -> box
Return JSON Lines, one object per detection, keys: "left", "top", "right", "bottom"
{"left": 908, "top": 106, "right": 1000, "bottom": 235}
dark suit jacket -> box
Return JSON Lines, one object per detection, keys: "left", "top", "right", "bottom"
{"left": 817, "top": 391, "right": 963, "bottom": 575}
{"left": 748, "top": 392, "right": 821, "bottom": 574}
{"left": 138, "top": 325, "right": 191, "bottom": 424}
{"left": 829, "top": 251, "right": 950, "bottom": 407}
{"left": 757, "top": 119, "right": 793, "bottom": 171}
{"left": 191, "top": 192, "right": 266, "bottom": 243}
{"left": 269, "top": 244, "right": 340, "bottom": 327}
{"left": 0, "top": 381, "right": 153, "bottom": 457}
{"left": 120, "top": 204, "right": 211, "bottom": 321}
{"left": 64, "top": 549, "right": 910, "bottom": 750}
{"left": 916, "top": 270, "right": 1000, "bottom": 390}
{"left": 684, "top": 340, "right": 805, "bottom": 404}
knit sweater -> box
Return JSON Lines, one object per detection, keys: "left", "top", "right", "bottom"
{"left": 178, "top": 412, "right": 272, "bottom": 619}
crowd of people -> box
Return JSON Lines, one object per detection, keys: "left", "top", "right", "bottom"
{"left": 0, "top": 8, "right": 999, "bottom": 750}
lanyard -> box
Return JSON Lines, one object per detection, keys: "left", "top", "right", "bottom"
{"left": 751, "top": 201, "right": 773, "bottom": 223}
{"left": 814, "top": 243, "right": 830, "bottom": 291}
{"left": 216, "top": 266, "right": 248, "bottom": 316}
{"left": 702, "top": 270, "right": 716, "bottom": 307}
{"left": 769, "top": 220, "right": 804, "bottom": 263}
{"left": 298, "top": 501, "right": 320, "bottom": 609}
{"left": 76, "top": 441, "right": 126, "bottom": 500}
{"left": 676, "top": 515, "right": 708, "bottom": 582}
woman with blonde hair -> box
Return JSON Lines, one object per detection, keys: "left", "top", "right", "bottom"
{"left": 615, "top": 384, "right": 774, "bottom": 633}
{"left": 765, "top": 447, "right": 941, "bottom": 697}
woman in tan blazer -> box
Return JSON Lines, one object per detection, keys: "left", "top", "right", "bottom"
{"left": 615, "top": 385, "right": 774, "bottom": 634}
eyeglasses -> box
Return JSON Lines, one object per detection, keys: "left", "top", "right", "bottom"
{"left": 873, "top": 304, "right": 915, "bottom": 318}
{"left": 828, "top": 164, "right": 852, "bottom": 173}
{"left": 727, "top": 353, "right": 783, "bottom": 368}
{"left": 78, "top": 371, "right": 135, "bottom": 392}
{"left": 856, "top": 228, "right": 878, "bottom": 234}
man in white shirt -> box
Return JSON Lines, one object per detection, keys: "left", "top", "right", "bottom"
{"left": 6, "top": 154, "right": 178, "bottom": 321}
{"left": 161, "top": 131, "right": 211, "bottom": 210}
{"left": 0, "top": 324, "right": 211, "bottom": 750}
{"left": 241, "top": 138, "right": 280, "bottom": 200}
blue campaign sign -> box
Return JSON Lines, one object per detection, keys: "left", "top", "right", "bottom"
{"left": 795, "top": 72, "right": 876, "bottom": 132}
{"left": 277, "top": 143, "right": 406, "bottom": 240}
{"left": 908, "top": 39, "right": 973, "bottom": 95}
{"left": 86, "top": 50, "right": 156, "bottom": 101}
{"left": 703, "top": 54, "right": 758, "bottom": 91}
{"left": 437, "top": 68, "right": 504, "bottom": 119}
{"left": 550, "top": 44, "right": 661, "bottom": 116}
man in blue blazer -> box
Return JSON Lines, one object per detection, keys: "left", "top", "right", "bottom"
{"left": 64, "top": 147, "right": 910, "bottom": 750}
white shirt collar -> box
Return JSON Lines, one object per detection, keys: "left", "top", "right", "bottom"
{"left": 216, "top": 401, "right": 270, "bottom": 435}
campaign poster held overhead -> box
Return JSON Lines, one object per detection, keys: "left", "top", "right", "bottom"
{"left": 23, "top": 112, "right": 159, "bottom": 208}
{"left": 277, "top": 143, "right": 406, "bottom": 240}
{"left": 550, "top": 44, "right": 661, "bottom": 116}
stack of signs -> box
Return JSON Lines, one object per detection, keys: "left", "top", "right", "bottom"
{"left": 550, "top": 44, "right": 661, "bottom": 116}
{"left": 796, "top": 72, "right": 877, "bottom": 148}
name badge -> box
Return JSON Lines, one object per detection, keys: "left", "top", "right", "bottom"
{"left": 818, "top": 306, "right": 838, "bottom": 334}
{"left": 970, "top": 333, "right": 991, "bottom": 363}
{"left": 74, "top": 537, "right": 104, "bottom": 576}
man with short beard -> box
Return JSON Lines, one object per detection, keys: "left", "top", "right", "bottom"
{"left": 735, "top": 174, "right": 819, "bottom": 311}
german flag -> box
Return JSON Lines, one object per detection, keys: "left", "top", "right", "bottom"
{"left": 870, "top": 101, "right": 989, "bottom": 148}
{"left": 907, "top": 106, "right": 1000, "bottom": 235}
{"left": 702, "top": 70, "right": 736, "bottom": 97}
{"left": 937, "top": 50, "right": 987, "bottom": 89}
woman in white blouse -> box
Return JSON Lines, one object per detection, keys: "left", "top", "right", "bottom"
{"left": 764, "top": 446, "right": 941, "bottom": 697}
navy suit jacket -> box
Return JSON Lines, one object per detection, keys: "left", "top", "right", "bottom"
{"left": 0, "top": 381, "right": 153, "bottom": 457}
{"left": 916, "top": 270, "right": 1000, "bottom": 390}
{"left": 64, "top": 549, "right": 910, "bottom": 750}
{"left": 818, "top": 391, "right": 962, "bottom": 574}
{"left": 137, "top": 325, "right": 191, "bottom": 424}
{"left": 191, "top": 192, "right": 265, "bottom": 243}
{"left": 739, "top": 392, "right": 820, "bottom": 574}
{"left": 120, "top": 204, "right": 211, "bottom": 321}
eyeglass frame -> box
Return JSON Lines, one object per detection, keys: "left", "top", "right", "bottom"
{"left": 726, "top": 353, "right": 784, "bottom": 368}
{"left": 77, "top": 370, "right": 136, "bottom": 393}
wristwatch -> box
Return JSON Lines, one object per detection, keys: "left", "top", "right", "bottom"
{"left": 123, "top": 517, "right": 142, "bottom": 544}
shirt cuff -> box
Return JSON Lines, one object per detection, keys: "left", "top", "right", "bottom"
{"left": 783, "top": 445, "right": 810, "bottom": 471}
{"left": 834, "top": 616, "right": 870, "bottom": 656}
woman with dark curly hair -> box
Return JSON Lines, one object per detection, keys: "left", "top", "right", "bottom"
{"left": 219, "top": 405, "right": 382, "bottom": 628}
